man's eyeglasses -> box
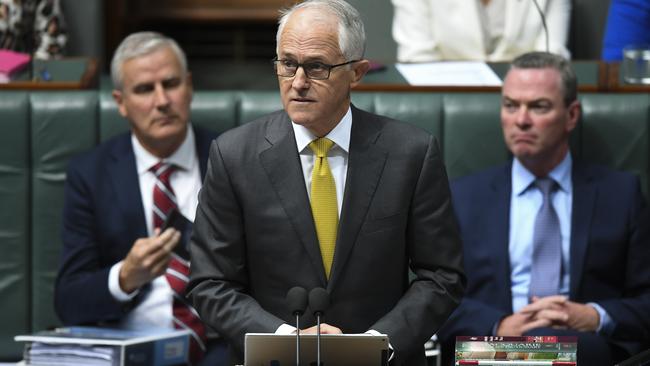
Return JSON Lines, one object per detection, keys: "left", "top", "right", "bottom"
{"left": 273, "top": 58, "right": 360, "bottom": 80}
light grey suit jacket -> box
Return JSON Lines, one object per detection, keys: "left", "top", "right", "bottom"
{"left": 188, "top": 105, "right": 465, "bottom": 365}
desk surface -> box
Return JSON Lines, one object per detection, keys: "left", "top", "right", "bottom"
{"left": 357, "top": 61, "right": 606, "bottom": 92}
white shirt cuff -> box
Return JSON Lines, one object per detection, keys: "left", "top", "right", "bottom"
{"left": 275, "top": 323, "right": 297, "bottom": 334}
{"left": 588, "top": 302, "right": 614, "bottom": 335}
{"left": 108, "top": 261, "right": 139, "bottom": 302}
{"left": 367, "top": 329, "right": 393, "bottom": 361}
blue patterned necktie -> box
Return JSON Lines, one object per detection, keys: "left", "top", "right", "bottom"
{"left": 529, "top": 177, "right": 562, "bottom": 300}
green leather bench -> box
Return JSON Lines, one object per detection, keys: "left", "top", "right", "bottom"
{"left": 0, "top": 89, "right": 648, "bottom": 360}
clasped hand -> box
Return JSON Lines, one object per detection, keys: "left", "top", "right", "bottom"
{"left": 496, "top": 295, "right": 600, "bottom": 336}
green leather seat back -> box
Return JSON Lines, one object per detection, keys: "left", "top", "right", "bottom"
{"left": 351, "top": 92, "right": 375, "bottom": 112}
{"left": 99, "top": 90, "right": 127, "bottom": 142}
{"left": 580, "top": 93, "right": 650, "bottom": 198}
{"left": 443, "top": 93, "right": 508, "bottom": 179}
{"left": 0, "top": 92, "right": 30, "bottom": 360}
{"left": 30, "top": 92, "right": 99, "bottom": 332}
{"left": 190, "top": 91, "right": 238, "bottom": 133}
{"left": 372, "top": 92, "right": 443, "bottom": 138}
{"left": 239, "top": 91, "right": 283, "bottom": 124}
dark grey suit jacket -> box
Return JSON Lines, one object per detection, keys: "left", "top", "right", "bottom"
{"left": 188, "top": 106, "right": 466, "bottom": 365}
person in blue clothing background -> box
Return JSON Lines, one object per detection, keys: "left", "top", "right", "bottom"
{"left": 601, "top": 0, "right": 650, "bottom": 61}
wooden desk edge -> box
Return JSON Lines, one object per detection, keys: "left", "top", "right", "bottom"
{"left": 0, "top": 57, "right": 98, "bottom": 90}
{"left": 354, "top": 83, "right": 600, "bottom": 93}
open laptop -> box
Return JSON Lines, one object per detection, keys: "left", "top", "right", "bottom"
{"left": 244, "top": 333, "right": 389, "bottom": 366}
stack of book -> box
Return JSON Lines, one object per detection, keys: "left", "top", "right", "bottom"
{"left": 15, "top": 326, "right": 190, "bottom": 366}
{"left": 455, "top": 335, "right": 577, "bottom": 366}
{"left": 0, "top": 50, "right": 31, "bottom": 83}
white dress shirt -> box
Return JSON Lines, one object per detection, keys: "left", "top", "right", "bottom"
{"left": 275, "top": 107, "right": 352, "bottom": 335}
{"left": 107, "top": 125, "right": 202, "bottom": 330}
{"left": 508, "top": 153, "right": 612, "bottom": 332}
{"left": 509, "top": 153, "right": 572, "bottom": 312}
{"left": 294, "top": 107, "right": 352, "bottom": 216}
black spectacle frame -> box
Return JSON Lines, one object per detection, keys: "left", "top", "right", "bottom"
{"left": 272, "top": 58, "right": 361, "bottom": 80}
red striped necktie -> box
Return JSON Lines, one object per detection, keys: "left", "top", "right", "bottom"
{"left": 151, "top": 161, "right": 206, "bottom": 365}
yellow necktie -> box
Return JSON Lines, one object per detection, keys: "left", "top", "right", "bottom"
{"left": 309, "top": 138, "right": 338, "bottom": 279}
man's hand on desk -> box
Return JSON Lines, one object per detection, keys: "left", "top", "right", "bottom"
{"left": 300, "top": 323, "right": 343, "bottom": 334}
{"left": 118, "top": 228, "right": 180, "bottom": 293}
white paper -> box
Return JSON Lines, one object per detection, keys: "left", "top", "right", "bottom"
{"left": 396, "top": 61, "right": 503, "bottom": 86}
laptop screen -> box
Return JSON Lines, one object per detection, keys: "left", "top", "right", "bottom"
{"left": 244, "top": 333, "right": 389, "bottom": 366}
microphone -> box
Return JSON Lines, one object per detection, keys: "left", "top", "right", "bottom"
{"left": 309, "top": 287, "right": 330, "bottom": 366}
{"left": 287, "top": 287, "right": 308, "bottom": 366}
{"left": 531, "top": 0, "right": 549, "bottom": 53}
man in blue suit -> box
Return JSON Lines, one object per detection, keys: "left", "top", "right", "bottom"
{"left": 54, "top": 32, "right": 226, "bottom": 365}
{"left": 437, "top": 52, "right": 650, "bottom": 366}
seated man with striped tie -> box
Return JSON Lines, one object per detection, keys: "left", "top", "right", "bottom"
{"left": 54, "top": 31, "right": 227, "bottom": 366}
{"left": 436, "top": 51, "right": 650, "bottom": 366}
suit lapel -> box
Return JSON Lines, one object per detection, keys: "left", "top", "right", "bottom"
{"left": 108, "top": 134, "right": 148, "bottom": 239}
{"left": 569, "top": 163, "right": 596, "bottom": 297}
{"left": 328, "top": 107, "right": 387, "bottom": 289}
{"left": 258, "top": 113, "right": 327, "bottom": 286}
{"left": 486, "top": 164, "right": 514, "bottom": 310}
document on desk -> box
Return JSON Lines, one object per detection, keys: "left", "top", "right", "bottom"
{"left": 396, "top": 61, "right": 502, "bottom": 86}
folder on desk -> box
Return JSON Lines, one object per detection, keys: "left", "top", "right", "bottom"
{"left": 15, "top": 326, "right": 189, "bottom": 366}
{"left": 0, "top": 50, "right": 31, "bottom": 83}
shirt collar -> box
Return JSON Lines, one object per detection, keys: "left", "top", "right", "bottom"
{"left": 292, "top": 106, "right": 352, "bottom": 154}
{"left": 132, "top": 124, "right": 196, "bottom": 174}
{"left": 512, "top": 152, "right": 572, "bottom": 196}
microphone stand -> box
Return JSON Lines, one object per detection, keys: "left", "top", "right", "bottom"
{"left": 309, "top": 287, "right": 329, "bottom": 366}
{"left": 295, "top": 312, "right": 301, "bottom": 366}
{"left": 316, "top": 312, "right": 322, "bottom": 366}
{"left": 286, "top": 286, "right": 307, "bottom": 366}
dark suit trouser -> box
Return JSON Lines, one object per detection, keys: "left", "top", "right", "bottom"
{"left": 197, "top": 339, "right": 229, "bottom": 366}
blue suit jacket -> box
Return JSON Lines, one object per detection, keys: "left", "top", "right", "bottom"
{"left": 55, "top": 126, "right": 216, "bottom": 325}
{"left": 437, "top": 160, "right": 650, "bottom": 355}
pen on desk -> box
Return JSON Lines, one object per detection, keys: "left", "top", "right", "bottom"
{"left": 458, "top": 361, "right": 575, "bottom": 366}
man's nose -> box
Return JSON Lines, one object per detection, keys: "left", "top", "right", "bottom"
{"left": 291, "top": 66, "right": 311, "bottom": 90}
{"left": 515, "top": 106, "right": 532, "bottom": 128}
{"left": 153, "top": 84, "right": 170, "bottom": 108}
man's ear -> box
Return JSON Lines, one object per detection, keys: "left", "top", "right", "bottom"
{"left": 350, "top": 59, "right": 371, "bottom": 88}
{"left": 185, "top": 71, "right": 193, "bottom": 89}
{"left": 112, "top": 89, "right": 128, "bottom": 118}
{"left": 566, "top": 99, "right": 581, "bottom": 133}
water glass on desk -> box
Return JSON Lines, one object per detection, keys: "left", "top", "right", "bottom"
{"left": 623, "top": 45, "right": 650, "bottom": 84}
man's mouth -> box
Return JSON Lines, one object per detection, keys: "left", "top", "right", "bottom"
{"left": 153, "top": 115, "right": 177, "bottom": 124}
{"left": 513, "top": 134, "right": 535, "bottom": 144}
{"left": 292, "top": 97, "right": 315, "bottom": 103}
